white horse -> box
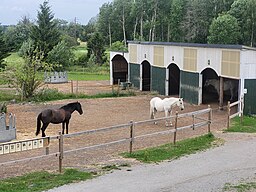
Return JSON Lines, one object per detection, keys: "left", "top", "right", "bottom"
{"left": 204, "top": 79, "right": 237, "bottom": 101}
{"left": 150, "top": 97, "right": 184, "bottom": 127}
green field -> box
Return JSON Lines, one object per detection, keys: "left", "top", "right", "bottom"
{"left": 68, "top": 72, "right": 109, "bottom": 81}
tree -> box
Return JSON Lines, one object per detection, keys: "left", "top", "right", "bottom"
{"left": 30, "top": 1, "right": 60, "bottom": 57}
{"left": 207, "top": 14, "right": 241, "bottom": 44}
{"left": 169, "top": 0, "right": 186, "bottom": 42}
{"left": 228, "top": 0, "right": 256, "bottom": 46}
{"left": 4, "top": 16, "right": 32, "bottom": 51}
{"left": 0, "top": 26, "right": 10, "bottom": 69}
{"left": 2, "top": 48, "right": 45, "bottom": 100}
{"left": 97, "top": 3, "right": 114, "bottom": 46}
{"left": 47, "top": 40, "right": 74, "bottom": 71}
{"left": 87, "top": 32, "right": 105, "bottom": 65}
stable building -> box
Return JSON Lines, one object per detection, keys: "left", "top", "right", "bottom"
{"left": 110, "top": 41, "right": 256, "bottom": 115}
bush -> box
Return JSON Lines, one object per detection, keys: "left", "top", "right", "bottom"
{"left": 33, "top": 88, "right": 66, "bottom": 102}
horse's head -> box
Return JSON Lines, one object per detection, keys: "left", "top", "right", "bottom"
{"left": 177, "top": 98, "right": 184, "bottom": 110}
{"left": 75, "top": 102, "right": 83, "bottom": 115}
{"left": 204, "top": 79, "right": 211, "bottom": 87}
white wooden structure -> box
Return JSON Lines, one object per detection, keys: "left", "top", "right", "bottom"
{"left": 110, "top": 41, "right": 256, "bottom": 114}
{"left": 0, "top": 113, "right": 16, "bottom": 142}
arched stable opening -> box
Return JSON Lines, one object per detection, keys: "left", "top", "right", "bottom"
{"left": 168, "top": 63, "right": 180, "bottom": 96}
{"left": 223, "top": 77, "right": 239, "bottom": 102}
{"left": 142, "top": 60, "right": 151, "bottom": 91}
{"left": 201, "top": 68, "right": 219, "bottom": 104}
{"left": 111, "top": 55, "right": 128, "bottom": 84}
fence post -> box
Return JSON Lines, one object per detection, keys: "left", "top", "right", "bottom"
{"left": 117, "top": 79, "right": 120, "bottom": 96}
{"left": 192, "top": 114, "right": 195, "bottom": 130}
{"left": 71, "top": 80, "right": 73, "bottom": 94}
{"left": 173, "top": 111, "right": 178, "bottom": 145}
{"left": 129, "top": 121, "right": 134, "bottom": 154}
{"left": 58, "top": 131, "right": 64, "bottom": 173}
{"left": 208, "top": 105, "right": 212, "bottom": 133}
{"left": 76, "top": 80, "right": 78, "bottom": 94}
{"left": 227, "top": 101, "right": 231, "bottom": 128}
{"left": 45, "top": 146, "right": 49, "bottom": 155}
{"left": 240, "top": 96, "right": 244, "bottom": 124}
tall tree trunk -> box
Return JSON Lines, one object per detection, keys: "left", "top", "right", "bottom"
{"left": 151, "top": 0, "right": 158, "bottom": 42}
{"left": 133, "top": 16, "right": 138, "bottom": 40}
{"left": 167, "top": 23, "right": 170, "bottom": 42}
{"left": 140, "top": 13, "right": 143, "bottom": 41}
{"left": 108, "top": 22, "right": 112, "bottom": 47}
{"left": 122, "top": 6, "right": 127, "bottom": 46}
{"left": 251, "top": 9, "right": 254, "bottom": 47}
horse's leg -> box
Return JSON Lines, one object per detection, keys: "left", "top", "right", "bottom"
{"left": 41, "top": 123, "right": 49, "bottom": 137}
{"left": 165, "top": 110, "right": 169, "bottom": 127}
{"left": 150, "top": 107, "right": 154, "bottom": 119}
{"left": 150, "top": 107, "right": 157, "bottom": 124}
{"left": 169, "top": 110, "right": 173, "bottom": 127}
{"left": 153, "top": 108, "right": 157, "bottom": 124}
{"left": 62, "top": 122, "right": 65, "bottom": 134}
{"left": 66, "top": 121, "right": 69, "bottom": 134}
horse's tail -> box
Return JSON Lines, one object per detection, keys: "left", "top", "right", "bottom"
{"left": 36, "top": 113, "right": 42, "bottom": 136}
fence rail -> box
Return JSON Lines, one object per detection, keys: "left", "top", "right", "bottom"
{"left": 227, "top": 97, "right": 244, "bottom": 128}
{"left": 0, "top": 107, "right": 212, "bottom": 173}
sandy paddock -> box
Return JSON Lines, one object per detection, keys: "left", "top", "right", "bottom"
{"left": 0, "top": 81, "right": 229, "bottom": 178}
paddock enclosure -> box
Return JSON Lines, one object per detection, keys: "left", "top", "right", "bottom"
{"left": 0, "top": 95, "right": 233, "bottom": 178}
{"left": 110, "top": 42, "right": 256, "bottom": 115}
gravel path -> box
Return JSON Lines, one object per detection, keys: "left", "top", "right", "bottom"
{"left": 47, "top": 132, "right": 256, "bottom": 192}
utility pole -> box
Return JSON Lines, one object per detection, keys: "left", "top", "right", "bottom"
{"left": 74, "top": 17, "right": 77, "bottom": 39}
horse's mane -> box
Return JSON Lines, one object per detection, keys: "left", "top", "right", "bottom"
{"left": 60, "top": 102, "right": 79, "bottom": 110}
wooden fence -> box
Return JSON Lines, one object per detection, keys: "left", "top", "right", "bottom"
{"left": 0, "top": 107, "right": 212, "bottom": 173}
{"left": 227, "top": 96, "right": 244, "bottom": 128}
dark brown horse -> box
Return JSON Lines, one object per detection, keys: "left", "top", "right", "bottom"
{"left": 36, "top": 101, "right": 83, "bottom": 137}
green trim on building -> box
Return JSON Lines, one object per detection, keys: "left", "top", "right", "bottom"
{"left": 129, "top": 63, "right": 140, "bottom": 88}
{"left": 244, "top": 79, "right": 256, "bottom": 115}
{"left": 180, "top": 71, "right": 200, "bottom": 104}
{"left": 151, "top": 66, "right": 166, "bottom": 95}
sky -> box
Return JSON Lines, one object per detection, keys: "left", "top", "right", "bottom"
{"left": 0, "top": 0, "right": 111, "bottom": 25}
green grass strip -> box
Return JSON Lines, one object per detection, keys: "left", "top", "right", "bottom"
{"left": 225, "top": 116, "right": 256, "bottom": 133}
{"left": 68, "top": 72, "right": 109, "bottom": 81}
{"left": 122, "top": 133, "right": 216, "bottom": 163}
{"left": 224, "top": 181, "right": 256, "bottom": 192}
{"left": 0, "top": 169, "right": 93, "bottom": 192}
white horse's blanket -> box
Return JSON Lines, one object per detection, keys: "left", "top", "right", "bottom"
{"left": 150, "top": 97, "right": 184, "bottom": 126}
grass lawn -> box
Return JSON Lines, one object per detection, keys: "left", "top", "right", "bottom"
{"left": 225, "top": 116, "right": 256, "bottom": 133}
{"left": 4, "top": 52, "right": 25, "bottom": 68}
{"left": 122, "top": 133, "right": 218, "bottom": 163}
{"left": 68, "top": 71, "right": 109, "bottom": 81}
{"left": 0, "top": 169, "right": 94, "bottom": 192}
{"left": 224, "top": 181, "right": 256, "bottom": 192}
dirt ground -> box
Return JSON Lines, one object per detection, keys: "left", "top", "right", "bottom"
{"left": 0, "top": 81, "right": 231, "bottom": 179}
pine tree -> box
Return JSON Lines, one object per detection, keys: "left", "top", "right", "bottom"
{"left": 30, "top": 1, "right": 60, "bottom": 57}
{"left": 0, "top": 27, "right": 10, "bottom": 69}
